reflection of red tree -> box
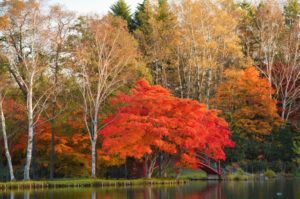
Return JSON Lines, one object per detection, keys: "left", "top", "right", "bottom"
{"left": 174, "top": 182, "right": 222, "bottom": 199}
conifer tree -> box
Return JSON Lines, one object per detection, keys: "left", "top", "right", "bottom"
{"left": 134, "top": 0, "right": 178, "bottom": 86}
{"left": 110, "top": 0, "right": 133, "bottom": 31}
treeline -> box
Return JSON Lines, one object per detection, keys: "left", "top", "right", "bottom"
{"left": 0, "top": 0, "right": 299, "bottom": 181}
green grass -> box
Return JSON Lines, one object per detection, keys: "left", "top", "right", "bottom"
{"left": 0, "top": 178, "right": 190, "bottom": 191}
{"left": 177, "top": 169, "right": 207, "bottom": 180}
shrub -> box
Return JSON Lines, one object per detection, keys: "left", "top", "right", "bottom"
{"left": 226, "top": 168, "right": 253, "bottom": 180}
{"left": 264, "top": 169, "right": 276, "bottom": 178}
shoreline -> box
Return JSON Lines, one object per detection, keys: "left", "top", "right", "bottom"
{"left": 1, "top": 173, "right": 298, "bottom": 191}
{"left": 0, "top": 178, "right": 190, "bottom": 191}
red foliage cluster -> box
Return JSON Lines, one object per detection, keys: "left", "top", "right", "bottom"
{"left": 101, "top": 80, "right": 234, "bottom": 169}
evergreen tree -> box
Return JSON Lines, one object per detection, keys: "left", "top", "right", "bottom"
{"left": 110, "top": 0, "right": 133, "bottom": 31}
{"left": 284, "top": 0, "right": 300, "bottom": 27}
{"left": 134, "top": 0, "right": 178, "bottom": 86}
{"left": 133, "top": 0, "right": 152, "bottom": 31}
{"left": 293, "top": 134, "right": 300, "bottom": 168}
{"left": 157, "top": 0, "right": 170, "bottom": 20}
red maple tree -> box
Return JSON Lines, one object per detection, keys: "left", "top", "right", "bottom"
{"left": 101, "top": 80, "right": 234, "bottom": 178}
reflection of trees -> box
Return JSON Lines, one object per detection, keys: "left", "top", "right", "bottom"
{"left": 91, "top": 191, "right": 96, "bottom": 199}
{"left": 23, "top": 191, "right": 30, "bottom": 199}
{"left": 2, "top": 180, "right": 299, "bottom": 199}
{"left": 173, "top": 182, "right": 222, "bottom": 199}
{"left": 4, "top": 182, "right": 223, "bottom": 199}
{"left": 140, "top": 182, "right": 222, "bottom": 199}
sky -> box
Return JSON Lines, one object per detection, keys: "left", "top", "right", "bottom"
{"left": 49, "top": 0, "right": 143, "bottom": 16}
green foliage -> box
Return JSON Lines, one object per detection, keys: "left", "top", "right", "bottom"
{"left": 266, "top": 125, "right": 298, "bottom": 162}
{"left": 110, "top": 0, "right": 134, "bottom": 31}
{"left": 133, "top": 0, "right": 150, "bottom": 30}
{"left": 284, "top": 0, "right": 300, "bottom": 27}
{"left": 237, "top": 1, "right": 258, "bottom": 58}
{"left": 133, "top": 0, "right": 178, "bottom": 86}
{"left": 293, "top": 135, "right": 300, "bottom": 167}
{"left": 226, "top": 125, "right": 299, "bottom": 173}
{"left": 226, "top": 169, "right": 253, "bottom": 181}
{"left": 264, "top": 169, "right": 276, "bottom": 178}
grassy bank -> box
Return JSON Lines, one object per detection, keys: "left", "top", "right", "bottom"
{"left": 0, "top": 178, "right": 190, "bottom": 191}
{"left": 223, "top": 168, "right": 300, "bottom": 181}
{"left": 177, "top": 169, "right": 207, "bottom": 180}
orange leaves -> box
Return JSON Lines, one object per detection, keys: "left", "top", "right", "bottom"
{"left": 101, "top": 79, "right": 234, "bottom": 169}
{"left": 214, "top": 66, "right": 282, "bottom": 138}
{"left": 0, "top": 16, "right": 8, "bottom": 29}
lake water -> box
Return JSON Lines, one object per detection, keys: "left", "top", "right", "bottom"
{"left": 0, "top": 179, "right": 299, "bottom": 199}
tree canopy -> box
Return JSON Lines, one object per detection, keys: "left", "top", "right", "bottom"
{"left": 102, "top": 80, "right": 234, "bottom": 178}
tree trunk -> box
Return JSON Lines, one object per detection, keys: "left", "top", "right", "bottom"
{"left": 206, "top": 68, "right": 212, "bottom": 108}
{"left": 147, "top": 170, "right": 152, "bottom": 179}
{"left": 145, "top": 155, "right": 156, "bottom": 179}
{"left": 91, "top": 139, "right": 97, "bottom": 178}
{"left": 158, "top": 153, "right": 162, "bottom": 178}
{"left": 196, "top": 65, "right": 201, "bottom": 101}
{"left": 124, "top": 158, "right": 128, "bottom": 179}
{"left": 177, "top": 61, "right": 184, "bottom": 98}
{"left": 281, "top": 97, "right": 287, "bottom": 120}
{"left": 161, "top": 64, "right": 168, "bottom": 88}
{"left": 50, "top": 53, "right": 59, "bottom": 179}
{"left": 24, "top": 89, "right": 34, "bottom": 180}
{"left": 0, "top": 102, "right": 15, "bottom": 181}
{"left": 50, "top": 120, "right": 55, "bottom": 179}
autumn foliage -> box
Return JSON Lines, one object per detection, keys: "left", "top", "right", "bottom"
{"left": 2, "top": 102, "right": 91, "bottom": 178}
{"left": 101, "top": 80, "right": 234, "bottom": 177}
{"left": 2, "top": 0, "right": 299, "bottom": 181}
{"left": 213, "top": 66, "right": 282, "bottom": 138}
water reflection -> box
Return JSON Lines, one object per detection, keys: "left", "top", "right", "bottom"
{"left": 0, "top": 179, "right": 299, "bottom": 199}
{"left": 91, "top": 191, "right": 96, "bottom": 199}
{"left": 23, "top": 192, "right": 29, "bottom": 199}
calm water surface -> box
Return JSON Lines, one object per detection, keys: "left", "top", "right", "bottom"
{"left": 0, "top": 179, "right": 299, "bottom": 199}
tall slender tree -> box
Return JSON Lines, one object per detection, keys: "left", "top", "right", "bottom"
{"left": 0, "top": 69, "right": 15, "bottom": 181}
{"left": 0, "top": 0, "right": 54, "bottom": 180}
{"left": 74, "top": 15, "right": 139, "bottom": 178}
{"left": 134, "top": 0, "right": 179, "bottom": 87}
{"left": 46, "top": 5, "right": 75, "bottom": 179}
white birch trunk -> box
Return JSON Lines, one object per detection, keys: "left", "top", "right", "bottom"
{"left": 24, "top": 86, "right": 34, "bottom": 180}
{"left": 91, "top": 138, "right": 97, "bottom": 178}
{"left": 0, "top": 101, "right": 15, "bottom": 181}
{"left": 146, "top": 155, "right": 157, "bottom": 179}
{"left": 90, "top": 118, "right": 98, "bottom": 178}
{"left": 281, "top": 97, "right": 287, "bottom": 120}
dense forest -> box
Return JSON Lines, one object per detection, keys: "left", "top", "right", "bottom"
{"left": 0, "top": 0, "right": 299, "bottom": 181}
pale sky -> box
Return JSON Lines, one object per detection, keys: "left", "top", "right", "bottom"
{"left": 49, "top": 0, "right": 143, "bottom": 15}
{"left": 48, "top": 0, "right": 287, "bottom": 16}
